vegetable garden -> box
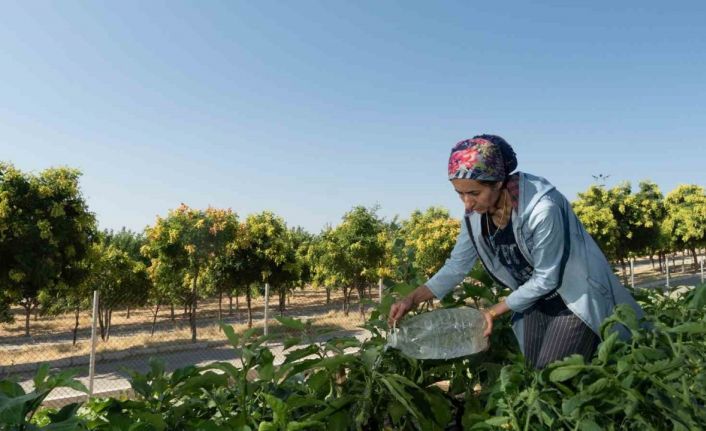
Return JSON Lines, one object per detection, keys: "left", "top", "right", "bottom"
{"left": 2, "top": 274, "right": 705, "bottom": 430}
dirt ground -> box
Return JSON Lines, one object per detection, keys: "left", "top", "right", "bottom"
{"left": 0, "top": 288, "right": 375, "bottom": 367}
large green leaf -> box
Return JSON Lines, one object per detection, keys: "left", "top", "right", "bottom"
{"left": 275, "top": 315, "right": 306, "bottom": 331}
{"left": 549, "top": 365, "right": 586, "bottom": 383}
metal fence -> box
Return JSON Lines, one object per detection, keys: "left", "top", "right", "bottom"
{"left": 0, "top": 284, "right": 381, "bottom": 407}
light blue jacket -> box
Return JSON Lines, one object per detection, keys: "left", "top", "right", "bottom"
{"left": 426, "top": 172, "right": 643, "bottom": 351}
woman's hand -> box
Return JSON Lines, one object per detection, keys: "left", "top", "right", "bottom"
{"left": 388, "top": 296, "right": 414, "bottom": 325}
{"left": 387, "top": 285, "right": 435, "bottom": 326}
{"left": 483, "top": 300, "right": 510, "bottom": 337}
{"left": 482, "top": 309, "right": 495, "bottom": 337}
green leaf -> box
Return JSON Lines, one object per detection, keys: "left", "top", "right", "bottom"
{"left": 597, "top": 331, "right": 619, "bottom": 363}
{"left": 221, "top": 323, "right": 240, "bottom": 348}
{"left": 484, "top": 416, "right": 511, "bottom": 426}
{"left": 687, "top": 283, "right": 706, "bottom": 309}
{"left": 549, "top": 365, "right": 586, "bottom": 383}
{"left": 667, "top": 322, "right": 706, "bottom": 334}
{"left": 132, "top": 411, "right": 167, "bottom": 431}
{"left": 585, "top": 377, "right": 610, "bottom": 395}
{"left": 0, "top": 392, "right": 44, "bottom": 425}
{"left": 263, "top": 393, "right": 289, "bottom": 425}
{"left": 283, "top": 337, "right": 301, "bottom": 350}
{"left": 0, "top": 380, "right": 25, "bottom": 397}
{"left": 579, "top": 418, "right": 603, "bottom": 431}
{"left": 283, "top": 345, "right": 320, "bottom": 364}
{"left": 275, "top": 315, "right": 306, "bottom": 331}
{"left": 286, "top": 420, "right": 324, "bottom": 430}
{"left": 33, "top": 363, "right": 50, "bottom": 388}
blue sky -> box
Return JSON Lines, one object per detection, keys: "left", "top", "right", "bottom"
{"left": 1, "top": 1, "right": 704, "bottom": 234}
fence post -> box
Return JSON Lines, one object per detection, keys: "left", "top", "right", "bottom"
{"left": 263, "top": 283, "right": 269, "bottom": 336}
{"left": 630, "top": 258, "right": 635, "bottom": 289}
{"left": 378, "top": 278, "right": 383, "bottom": 303}
{"left": 665, "top": 256, "right": 670, "bottom": 290}
{"left": 88, "top": 290, "right": 99, "bottom": 397}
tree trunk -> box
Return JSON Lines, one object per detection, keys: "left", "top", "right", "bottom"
{"left": 649, "top": 254, "right": 655, "bottom": 270}
{"left": 342, "top": 285, "right": 349, "bottom": 316}
{"left": 218, "top": 290, "right": 223, "bottom": 322}
{"left": 106, "top": 309, "right": 112, "bottom": 342}
{"left": 326, "top": 287, "right": 331, "bottom": 304}
{"left": 22, "top": 301, "right": 32, "bottom": 337}
{"left": 357, "top": 284, "right": 366, "bottom": 319}
{"left": 691, "top": 248, "right": 699, "bottom": 268}
{"left": 189, "top": 270, "right": 199, "bottom": 343}
{"left": 72, "top": 304, "right": 80, "bottom": 346}
{"left": 183, "top": 303, "right": 188, "bottom": 318}
{"left": 236, "top": 293, "right": 239, "bottom": 311}
{"left": 98, "top": 305, "right": 106, "bottom": 341}
{"left": 151, "top": 303, "right": 161, "bottom": 336}
{"left": 658, "top": 251, "right": 664, "bottom": 274}
{"left": 170, "top": 303, "right": 175, "bottom": 322}
{"left": 228, "top": 293, "right": 233, "bottom": 316}
{"left": 34, "top": 306, "right": 39, "bottom": 322}
{"left": 279, "top": 288, "right": 286, "bottom": 316}
{"left": 126, "top": 306, "right": 131, "bottom": 319}
{"left": 620, "top": 258, "right": 628, "bottom": 285}
{"left": 246, "top": 288, "right": 252, "bottom": 328}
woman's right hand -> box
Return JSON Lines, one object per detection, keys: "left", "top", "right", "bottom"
{"left": 388, "top": 296, "right": 415, "bottom": 326}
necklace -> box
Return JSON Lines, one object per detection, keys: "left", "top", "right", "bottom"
{"left": 486, "top": 189, "right": 508, "bottom": 251}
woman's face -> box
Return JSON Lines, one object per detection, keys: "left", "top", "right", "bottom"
{"left": 451, "top": 179, "right": 502, "bottom": 214}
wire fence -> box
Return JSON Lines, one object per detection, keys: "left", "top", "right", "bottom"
{"left": 0, "top": 285, "right": 380, "bottom": 407}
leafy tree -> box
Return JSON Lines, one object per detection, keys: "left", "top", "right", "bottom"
{"left": 663, "top": 184, "right": 706, "bottom": 267}
{"left": 306, "top": 228, "right": 339, "bottom": 304}
{"left": 143, "top": 204, "right": 238, "bottom": 342}
{"left": 0, "top": 163, "right": 96, "bottom": 335}
{"left": 87, "top": 242, "right": 149, "bottom": 341}
{"left": 573, "top": 182, "right": 658, "bottom": 282}
{"left": 330, "top": 206, "right": 386, "bottom": 317}
{"left": 632, "top": 181, "right": 667, "bottom": 270}
{"left": 400, "top": 207, "right": 460, "bottom": 279}
{"left": 239, "top": 211, "right": 298, "bottom": 324}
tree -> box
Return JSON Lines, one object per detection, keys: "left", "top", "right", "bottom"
{"left": 240, "top": 212, "right": 297, "bottom": 323}
{"left": 0, "top": 163, "right": 96, "bottom": 335}
{"left": 632, "top": 181, "right": 667, "bottom": 270}
{"left": 400, "top": 207, "right": 460, "bottom": 279}
{"left": 143, "top": 204, "right": 238, "bottom": 342}
{"left": 573, "top": 182, "right": 649, "bottom": 282}
{"left": 330, "top": 206, "right": 386, "bottom": 318}
{"left": 88, "top": 242, "right": 149, "bottom": 341}
{"left": 663, "top": 185, "right": 706, "bottom": 267}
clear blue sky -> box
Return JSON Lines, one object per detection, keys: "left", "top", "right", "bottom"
{"left": 2, "top": 1, "right": 704, "bottom": 234}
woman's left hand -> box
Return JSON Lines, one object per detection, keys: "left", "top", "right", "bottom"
{"left": 482, "top": 310, "right": 494, "bottom": 337}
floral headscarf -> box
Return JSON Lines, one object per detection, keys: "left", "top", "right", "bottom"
{"left": 447, "top": 138, "right": 506, "bottom": 181}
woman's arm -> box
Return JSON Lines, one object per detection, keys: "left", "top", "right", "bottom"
{"left": 389, "top": 215, "right": 478, "bottom": 323}
{"left": 505, "top": 199, "right": 568, "bottom": 313}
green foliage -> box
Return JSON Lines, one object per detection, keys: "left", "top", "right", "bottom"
{"left": 143, "top": 204, "right": 239, "bottom": 341}
{"left": 3, "top": 285, "right": 706, "bottom": 430}
{"left": 663, "top": 184, "right": 706, "bottom": 263}
{"left": 0, "top": 364, "right": 87, "bottom": 430}
{"left": 0, "top": 163, "right": 96, "bottom": 332}
{"left": 400, "top": 207, "right": 460, "bottom": 279}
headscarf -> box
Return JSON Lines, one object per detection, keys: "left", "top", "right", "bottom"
{"left": 447, "top": 135, "right": 517, "bottom": 182}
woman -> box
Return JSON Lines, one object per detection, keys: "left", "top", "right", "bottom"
{"left": 389, "top": 135, "right": 643, "bottom": 369}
